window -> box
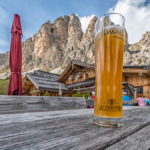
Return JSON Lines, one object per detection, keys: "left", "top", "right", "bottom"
{"left": 85, "top": 72, "right": 89, "bottom": 79}
{"left": 136, "top": 86, "right": 143, "bottom": 97}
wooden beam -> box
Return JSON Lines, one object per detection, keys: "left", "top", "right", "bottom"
{"left": 123, "top": 69, "right": 150, "bottom": 75}
{"left": 23, "top": 80, "right": 32, "bottom": 85}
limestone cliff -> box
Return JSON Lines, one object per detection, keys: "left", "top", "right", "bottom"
{"left": 124, "top": 32, "right": 150, "bottom": 65}
{"left": 21, "top": 14, "right": 98, "bottom": 73}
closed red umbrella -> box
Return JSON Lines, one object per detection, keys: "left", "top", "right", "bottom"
{"left": 8, "top": 14, "right": 23, "bottom": 95}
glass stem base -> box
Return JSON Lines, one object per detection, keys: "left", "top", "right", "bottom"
{"left": 93, "top": 116, "right": 123, "bottom": 128}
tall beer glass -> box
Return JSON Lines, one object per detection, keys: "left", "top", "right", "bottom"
{"left": 94, "top": 13, "right": 125, "bottom": 127}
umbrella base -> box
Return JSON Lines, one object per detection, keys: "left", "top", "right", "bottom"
{"left": 13, "top": 89, "right": 18, "bottom": 95}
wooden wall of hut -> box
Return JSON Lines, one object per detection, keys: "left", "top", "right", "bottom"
{"left": 65, "top": 69, "right": 95, "bottom": 85}
{"left": 23, "top": 77, "right": 37, "bottom": 96}
{"left": 123, "top": 73, "right": 150, "bottom": 98}
{"left": 31, "top": 92, "right": 41, "bottom": 96}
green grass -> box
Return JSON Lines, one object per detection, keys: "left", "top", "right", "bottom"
{"left": 0, "top": 76, "right": 24, "bottom": 95}
{"left": 42, "top": 91, "right": 51, "bottom": 96}
{"left": 130, "top": 43, "right": 141, "bottom": 50}
{"left": 0, "top": 78, "right": 9, "bottom": 95}
{"left": 0, "top": 68, "right": 9, "bottom": 74}
{"left": 137, "top": 59, "right": 142, "bottom": 64}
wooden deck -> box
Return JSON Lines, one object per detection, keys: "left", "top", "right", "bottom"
{"left": 0, "top": 96, "right": 150, "bottom": 149}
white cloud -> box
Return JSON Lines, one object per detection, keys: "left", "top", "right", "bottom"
{"left": 79, "top": 14, "right": 95, "bottom": 33}
{"left": 109, "top": 0, "right": 150, "bottom": 44}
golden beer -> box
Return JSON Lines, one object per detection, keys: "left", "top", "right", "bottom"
{"left": 94, "top": 13, "right": 125, "bottom": 127}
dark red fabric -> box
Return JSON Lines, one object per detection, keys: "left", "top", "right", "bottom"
{"left": 8, "top": 14, "right": 23, "bottom": 95}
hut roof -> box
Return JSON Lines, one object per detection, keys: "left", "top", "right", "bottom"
{"left": 67, "top": 77, "right": 95, "bottom": 89}
{"left": 59, "top": 62, "right": 150, "bottom": 83}
{"left": 73, "top": 86, "right": 95, "bottom": 93}
{"left": 123, "top": 65, "right": 150, "bottom": 69}
{"left": 59, "top": 60, "right": 94, "bottom": 82}
{"left": 123, "top": 65, "right": 150, "bottom": 75}
{"left": 26, "top": 70, "right": 69, "bottom": 92}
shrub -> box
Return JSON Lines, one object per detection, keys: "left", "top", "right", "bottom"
{"left": 83, "top": 90, "right": 90, "bottom": 99}
{"left": 72, "top": 91, "right": 82, "bottom": 97}
{"left": 42, "top": 91, "right": 51, "bottom": 96}
{"left": 137, "top": 59, "right": 142, "bottom": 64}
{"left": 72, "top": 90, "right": 90, "bottom": 99}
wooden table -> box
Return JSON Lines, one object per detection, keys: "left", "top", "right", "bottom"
{"left": 0, "top": 107, "right": 150, "bottom": 150}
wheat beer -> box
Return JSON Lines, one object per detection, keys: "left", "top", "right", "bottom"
{"left": 94, "top": 13, "right": 125, "bottom": 127}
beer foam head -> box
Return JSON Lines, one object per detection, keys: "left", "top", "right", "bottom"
{"left": 95, "top": 13, "right": 125, "bottom": 36}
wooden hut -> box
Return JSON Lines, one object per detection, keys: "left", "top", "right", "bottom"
{"left": 23, "top": 61, "right": 150, "bottom": 98}
{"left": 23, "top": 70, "right": 71, "bottom": 96}
{"left": 59, "top": 60, "right": 95, "bottom": 93}
{"left": 123, "top": 66, "right": 150, "bottom": 98}
{"left": 23, "top": 61, "right": 95, "bottom": 96}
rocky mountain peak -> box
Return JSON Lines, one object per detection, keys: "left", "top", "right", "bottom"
{"left": 21, "top": 14, "right": 96, "bottom": 73}
{"left": 139, "top": 32, "right": 150, "bottom": 46}
{"left": 67, "top": 13, "right": 83, "bottom": 46}
{"left": 124, "top": 31, "right": 150, "bottom": 66}
{"left": 85, "top": 16, "right": 97, "bottom": 37}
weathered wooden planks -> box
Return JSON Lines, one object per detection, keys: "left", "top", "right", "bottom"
{"left": 86, "top": 99, "right": 94, "bottom": 107}
{"left": 106, "top": 125, "right": 150, "bottom": 150}
{"left": 0, "top": 95, "right": 49, "bottom": 114}
{"left": 0, "top": 96, "right": 43, "bottom": 105}
{"left": 44, "top": 96, "right": 86, "bottom": 110}
{"left": 37, "top": 83, "right": 68, "bottom": 90}
{"left": 67, "top": 78, "right": 95, "bottom": 89}
{"left": 25, "top": 70, "right": 66, "bottom": 93}
{"left": 34, "top": 70, "right": 60, "bottom": 79}
{"left": 0, "top": 96, "right": 86, "bottom": 114}
{"left": 0, "top": 107, "right": 150, "bottom": 149}
{"left": 123, "top": 100, "right": 137, "bottom": 106}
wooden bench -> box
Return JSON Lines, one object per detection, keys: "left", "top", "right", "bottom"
{"left": 0, "top": 96, "right": 138, "bottom": 115}
{"left": 0, "top": 96, "right": 86, "bottom": 114}
{"left": 86, "top": 99, "right": 138, "bottom": 107}
{"left": 123, "top": 100, "right": 137, "bottom": 106}
{"left": 86, "top": 99, "right": 94, "bottom": 107}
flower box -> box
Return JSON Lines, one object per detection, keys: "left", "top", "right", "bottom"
{"left": 76, "top": 72, "right": 83, "bottom": 79}
{"left": 69, "top": 75, "right": 75, "bottom": 81}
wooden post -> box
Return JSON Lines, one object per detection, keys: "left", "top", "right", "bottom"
{"left": 134, "top": 88, "right": 136, "bottom": 99}
{"left": 58, "top": 83, "right": 62, "bottom": 96}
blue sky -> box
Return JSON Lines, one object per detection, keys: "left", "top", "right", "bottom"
{"left": 0, "top": 0, "right": 117, "bottom": 53}
{"left": 0, "top": 0, "right": 150, "bottom": 53}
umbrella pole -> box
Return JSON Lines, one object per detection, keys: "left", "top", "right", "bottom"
{"left": 13, "top": 89, "right": 18, "bottom": 95}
